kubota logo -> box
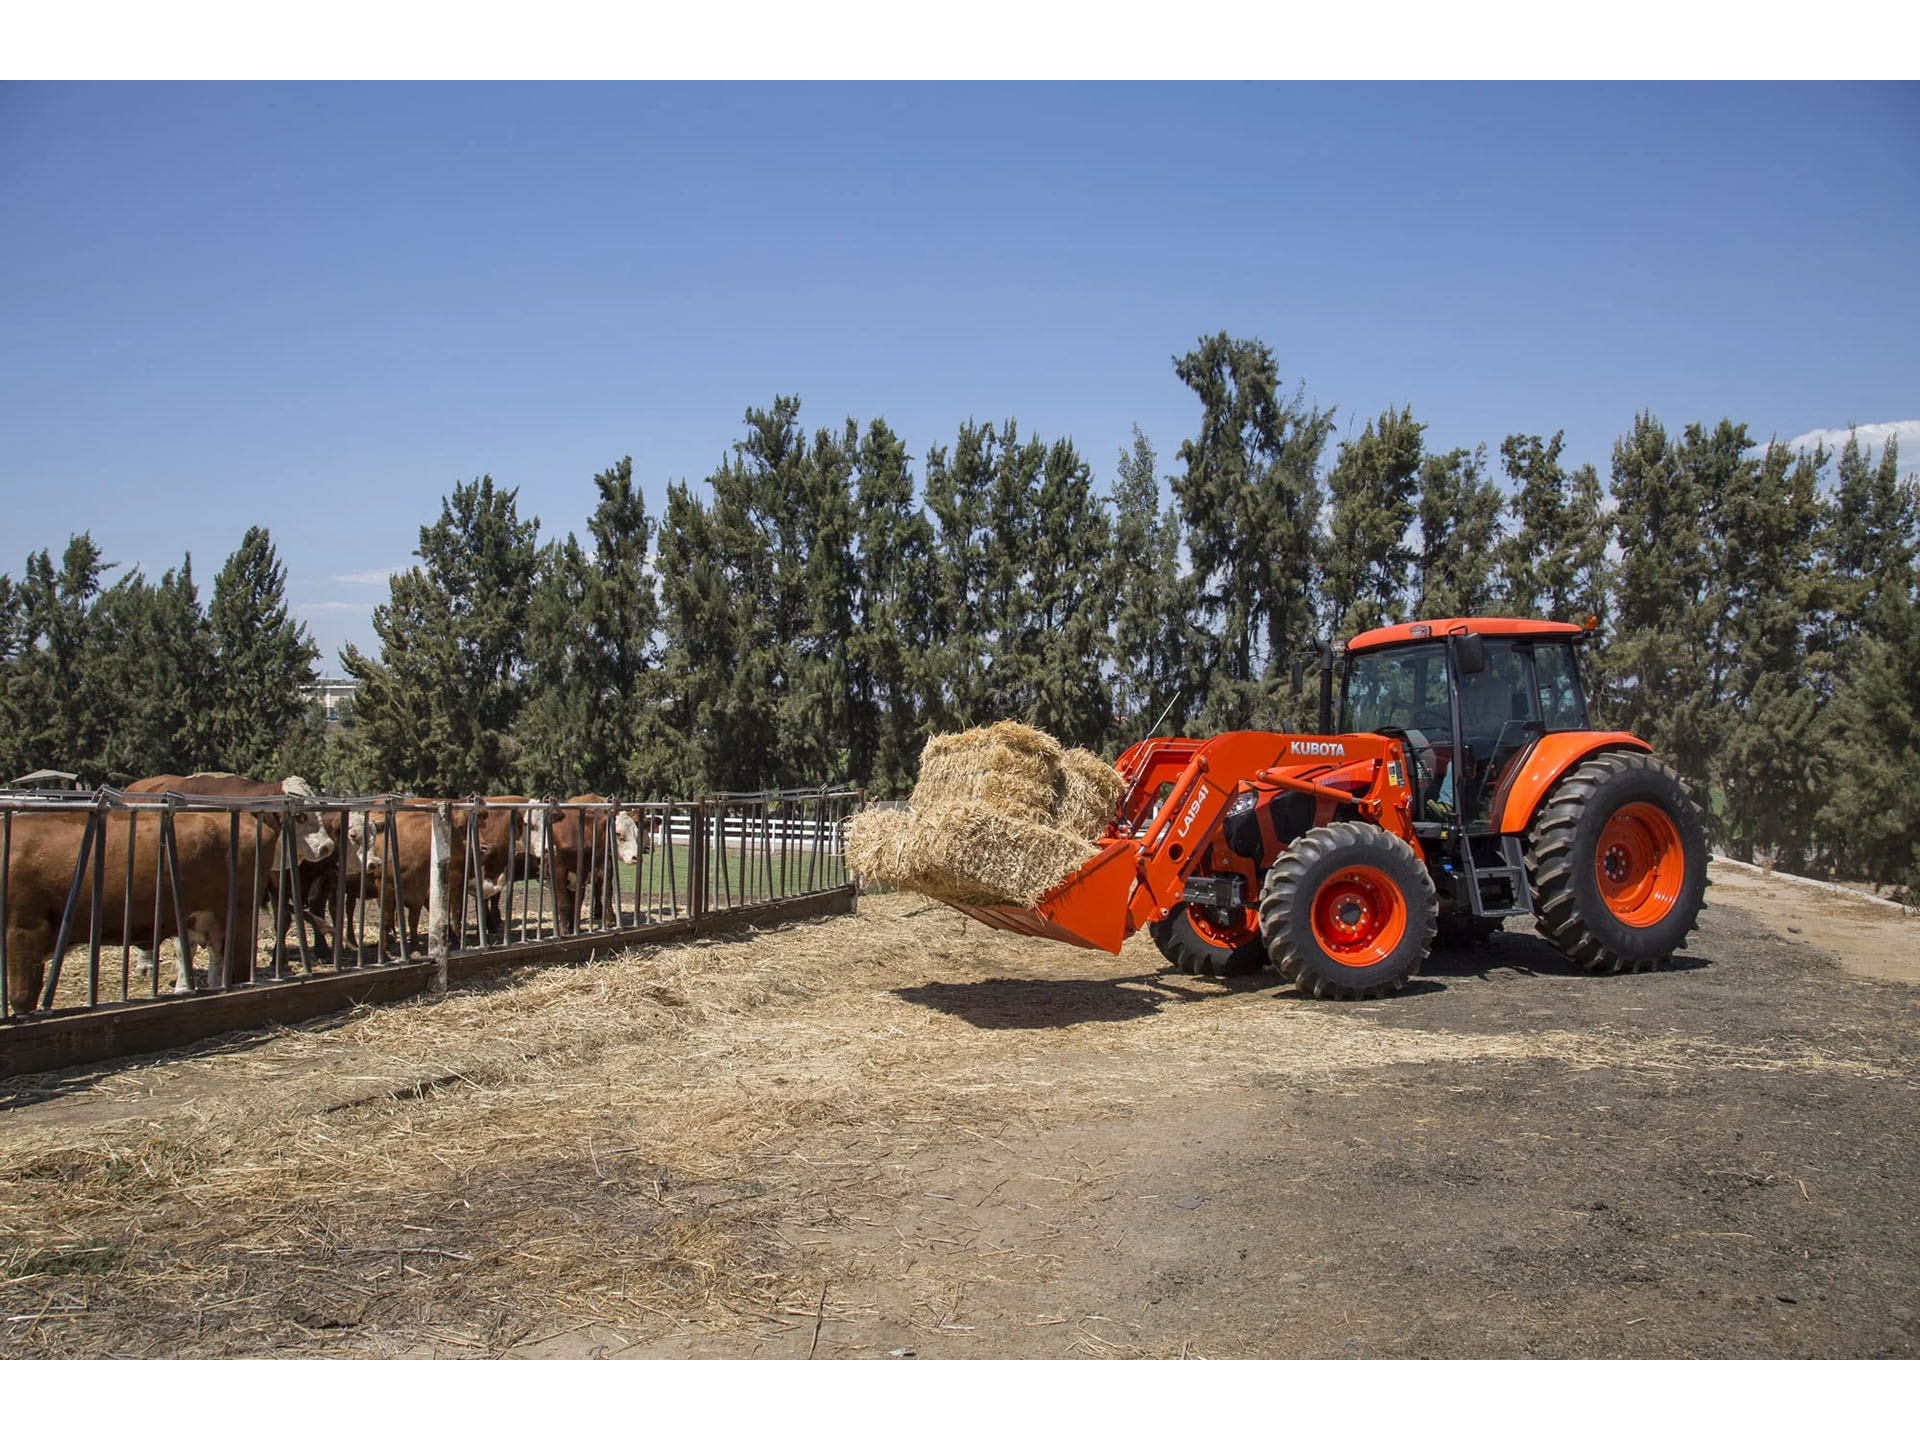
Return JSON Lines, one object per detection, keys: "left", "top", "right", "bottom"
{"left": 1178, "top": 783, "right": 1210, "bottom": 838}
{"left": 1291, "top": 740, "right": 1347, "bottom": 757}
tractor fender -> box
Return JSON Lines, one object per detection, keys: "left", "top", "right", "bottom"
{"left": 1494, "top": 732, "right": 1650, "bottom": 834}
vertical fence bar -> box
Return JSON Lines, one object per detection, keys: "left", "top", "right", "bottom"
{"left": 161, "top": 806, "right": 188, "bottom": 995}
{"left": 85, "top": 793, "right": 108, "bottom": 1008}
{"left": 40, "top": 808, "right": 98, "bottom": 1010}
{"left": 428, "top": 801, "right": 451, "bottom": 993}
{"left": 121, "top": 806, "right": 137, "bottom": 1000}
{"left": 0, "top": 810, "right": 11, "bottom": 1019}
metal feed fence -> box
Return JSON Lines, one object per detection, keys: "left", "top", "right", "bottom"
{"left": 0, "top": 785, "right": 859, "bottom": 1027}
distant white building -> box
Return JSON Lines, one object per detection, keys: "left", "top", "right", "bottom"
{"left": 302, "top": 676, "right": 361, "bottom": 724}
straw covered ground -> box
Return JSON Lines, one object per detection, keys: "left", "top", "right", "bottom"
{"left": 2, "top": 869, "right": 1917, "bottom": 1359}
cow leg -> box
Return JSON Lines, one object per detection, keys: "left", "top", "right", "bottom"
{"left": 6, "top": 917, "right": 53, "bottom": 1014}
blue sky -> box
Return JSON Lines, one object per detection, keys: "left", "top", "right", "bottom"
{"left": 3, "top": 81, "right": 1916, "bottom": 668}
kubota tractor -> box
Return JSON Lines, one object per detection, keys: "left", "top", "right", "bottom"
{"left": 941, "top": 617, "right": 1709, "bottom": 999}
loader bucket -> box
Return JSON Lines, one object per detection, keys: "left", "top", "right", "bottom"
{"left": 941, "top": 838, "right": 1138, "bottom": 954}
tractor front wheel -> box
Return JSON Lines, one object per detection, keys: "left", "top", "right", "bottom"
{"left": 1150, "top": 902, "right": 1268, "bottom": 977}
{"left": 1526, "top": 751, "right": 1708, "bottom": 974}
{"left": 1259, "top": 822, "right": 1437, "bottom": 1000}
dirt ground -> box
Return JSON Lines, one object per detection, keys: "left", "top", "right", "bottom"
{"left": 2, "top": 858, "right": 1915, "bottom": 1359}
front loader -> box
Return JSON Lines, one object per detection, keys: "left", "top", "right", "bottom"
{"left": 940, "top": 617, "right": 1708, "bottom": 999}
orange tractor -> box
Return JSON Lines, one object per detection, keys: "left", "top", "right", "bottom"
{"left": 942, "top": 617, "right": 1708, "bottom": 999}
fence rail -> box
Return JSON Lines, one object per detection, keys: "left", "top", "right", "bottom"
{"left": 0, "top": 785, "right": 859, "bottom": 1061}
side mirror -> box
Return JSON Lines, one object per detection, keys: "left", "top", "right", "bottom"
{"left": 1290, "top": 657, "right": 1305, "bottom": 695}
{"left": 1456, "top": 631, "right": 1486, "bottom": 675}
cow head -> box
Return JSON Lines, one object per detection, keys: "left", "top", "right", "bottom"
{"left": 280, "top": 777, "right": 336, "bottom": 863}
{"left": 525, "top": 803, "right": 557, "bottom": 861}
{"left": 614, "top": 809, "right": 651, "bottom": 865}
{"left": 343, "top": 810, "right": 382, "bottom": 874}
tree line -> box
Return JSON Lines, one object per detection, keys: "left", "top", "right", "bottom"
{"left": 4, "top": 333, "right": 1915, "bottom": 893}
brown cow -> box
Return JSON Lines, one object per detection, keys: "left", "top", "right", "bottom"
{"left": 345, "top": 804, "right": 469, "bottom": 958}
{"left": 2, "top": 804, "right": 293, "bottom": 1013}
{"left": 121, "top": 773, "right": 335, "bottom": 988}
{"left": 529, "top": 796, "right": 651, "bottom": 937}
{"left": 461, "top": 795, "right": 536, "bottom": 939}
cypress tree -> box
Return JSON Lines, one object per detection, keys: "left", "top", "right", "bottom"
{"left": 1498, "top": 432, "right": 1612, "bottom": 623}
{"left": 922, "top": 421, "right": 997, "bottom": 731}
{"left": 1322, "top": 405, "right": 1424, "bottom": 637}
{"left": 1170, "top": 333, "right": 1332, "bottom": 731}
{"left": 848, "top": 419, "right": 934, "bottom": 796}
{"left": 1027, "top": 435, "right": 1113, "bottom": 750}
{"left": 1413, "top": 445, "right": 1505, "bottom": 619}
{"left": 520, "top": 458, "right": 661, "bottom": 797}
{"left": 342, "top": 476, "right": 540, "bottom": 795}
{"left": 206, "top": 527, "right": 319, "bottom": 779}
{"left": 1109, "top": 426, "right": 1192, "bottom": 741}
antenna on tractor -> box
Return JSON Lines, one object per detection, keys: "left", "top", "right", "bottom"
{"left": 1142, "top": 690, "right": 1181, "bottom": 742}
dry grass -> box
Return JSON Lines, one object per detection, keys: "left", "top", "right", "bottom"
{"left": 846, "top": 722, "right": 1115, "bottom": 907}
{"left": 910, "top": 722, "right": 1063, "bottom": 825}
{"left": 0, "top": 895, "right": 1897, "bottom": 1358}
{"left": 846, "top": 803, "right": 1095, "bottom": 906}
{"left": 1056, "top": 749, "right": 1125, "bottom": 840}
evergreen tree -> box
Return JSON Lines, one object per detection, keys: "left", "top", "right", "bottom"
{"left": 1713, "top": 442, "right": 1828, "bottom": 864}
{"left": 343, "top": 476, "right": 539, "bottom": 795}
{"left": 0, "top": 536, "right": 115, "bottom": 782}
{"left": 90, "top": 557, "right": 214, "bottom": 783}
{"left": 1109, "top": 427, "right": 1192, "bottom": 740}
{"left": 1322, "top": 405, "right": 1424, "bottom": 637}
{"left": 1413, "top": 445, "right": 1505, "bottom": 618}
{"left": 1598, "top": 417, "right": 1729, "bottom": 810}
{"left": 1171, "top": 333, "right": 1332, "bottom": 731}
{"left": 922, "top": 421, "right": 998, "bottom": 731}
{"left": 1498, "top": 431, "right": 1612, "bottom": 623}
{"left": 780, "top": 419, "right": 860, "bottom": 787}
{"left": 519, "top": 458, "right": 661, "bottom": 797}
{"left": 1815, "top": 584, "right": 1920, "bottom": 893}
{"left": 848, "top": 419, "right": 934, "bottom": 796}
{"left": 980, "top": 422, "right": 1045, "bottom": 721}
{"left": 205, "top": 527, "right": 319, "bottom": 779}
{"left": 1027, "top": 435, "right": 1113, "bottom": 750}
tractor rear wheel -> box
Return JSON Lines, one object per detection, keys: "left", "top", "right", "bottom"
{"left": 1150, "top": 902, "right": 1268, "bottom": 977}
{"left": 1525, "top": 751, "right": 1707, "bottom": 974}
{"left": 1258, "top": 822, "right": 1437, "bottom": 1000}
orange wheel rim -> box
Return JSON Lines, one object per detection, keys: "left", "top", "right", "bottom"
{"left": 1595, "top": 801, "right": 1686, "bottom": 926}
{"left": 1309, "top": 864, "right": 1408, "bottom": 967}
{"left": 1188, "top": 904, "right": 1259, "bottom": 951}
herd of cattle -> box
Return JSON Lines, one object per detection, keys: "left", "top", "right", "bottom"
{"left": 1, "top": 773, "right": 654, "bottom": 1015}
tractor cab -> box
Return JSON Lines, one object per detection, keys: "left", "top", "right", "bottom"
{"left": 1331, "top": 618, "right": 1598, "bottom": 922}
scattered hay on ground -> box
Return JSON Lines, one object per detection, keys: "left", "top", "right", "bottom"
{"left": 1056, "top": 748, "right": 1125, "bottom": 840}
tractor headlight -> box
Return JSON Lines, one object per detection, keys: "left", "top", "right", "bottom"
{"left": 1224, "top": 790, "right": 1258, "bottom": 819}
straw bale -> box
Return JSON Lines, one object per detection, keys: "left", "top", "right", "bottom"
{"left": 1056, "top": 748, "right": 1125, "bottom": 839}
{"left": 847, "top": 801, "right": 1096, "bottom": 907}
{"left": 909, "top": 721, "right": 1064, "bottom": 825}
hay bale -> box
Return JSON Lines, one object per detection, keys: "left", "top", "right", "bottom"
{"left": 847, "top": 801, "right": 1096, "bottom": 907}
{"left": 1056, "top": 748, "right": 1125, "bottom": 839}
{"left": 909, "top": 721, "right": 1064, "bottom": 825}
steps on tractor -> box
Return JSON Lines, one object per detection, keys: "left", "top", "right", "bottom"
{"left": 1460, "top": 833, "right": 1533, "bottom": 917}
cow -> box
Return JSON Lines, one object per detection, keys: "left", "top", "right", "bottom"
{"left": 344, "top": 803, "right": 469, "bottom": 958}
{"left": 460, "top": 795, "right": 537, "bottom": 940}
{"left": 528, "top": 795, "right": 652, "bottom": 937}
{"left": 2, "top": 801, "right": 306, "bottom": 1013}
{"left": 120, "top": 773, "right": 336, "bottom": 989}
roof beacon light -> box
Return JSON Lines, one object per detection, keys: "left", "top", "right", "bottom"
{"left": 1584, "top": 614, "right": 1600, "bottom": 630}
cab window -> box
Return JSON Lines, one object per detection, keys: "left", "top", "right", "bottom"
{"left": 1530, "top": 641, "right": 1590, "bottom": 730}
